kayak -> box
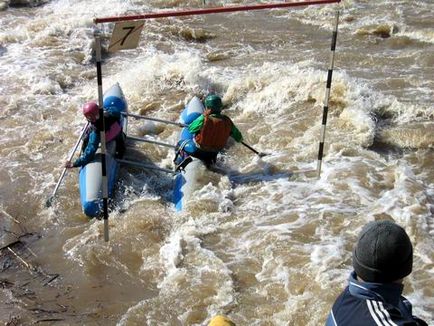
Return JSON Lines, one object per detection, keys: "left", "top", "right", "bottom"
{"left": 172, "top": 96, "right": 205, "bottom": 211}
{"left": 78, "top": 83, "right": 128, "bottom": 217}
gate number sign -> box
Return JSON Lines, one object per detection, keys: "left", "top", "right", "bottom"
{"left": 108, "top": 20, "right": 144, "bottom": 52}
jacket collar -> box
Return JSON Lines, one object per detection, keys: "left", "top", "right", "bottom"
{"left": 348, "top": 271, "right": 404, "bottom": 307}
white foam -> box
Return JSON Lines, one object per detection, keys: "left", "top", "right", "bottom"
{"left": 1, "top": 1, "right": 433, "bottom": 324}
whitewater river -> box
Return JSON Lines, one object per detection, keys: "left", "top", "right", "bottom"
{"left": 0, "top": 0, "right": 433, "bottom": 325}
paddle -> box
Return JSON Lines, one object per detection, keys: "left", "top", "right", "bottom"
{"left": 241, "top": 141, "right": 268, "bottom": 157}
{"left": 45, "top": 122, "right": 89, "bottom": 207}
{"left": 124, "top": 113, "right": 269, "bottom": 157}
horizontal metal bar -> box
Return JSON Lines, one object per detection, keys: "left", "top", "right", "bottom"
{"left": 122, "top": 112, "right": 186, "bottom": 128}
{"left": 117, "top": 159, "right": 176, "bottom": 174}
{"left": 127, "top": 135, "right": 176, "bottom": 149}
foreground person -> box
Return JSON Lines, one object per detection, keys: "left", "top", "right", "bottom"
{"left": 326, "top": 220, "right": 428, "bottom": 326}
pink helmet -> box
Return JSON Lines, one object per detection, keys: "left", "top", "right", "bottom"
{"left": 82, "top": 101, "right": 99, "bottom": 121}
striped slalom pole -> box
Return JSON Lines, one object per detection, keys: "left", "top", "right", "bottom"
{"left": 94, "top": 0, "right": 340, "bottom": 24}
{"left": 95, "top": 33, "right": 110, "bottom": 242}
{"left": 317, "top": 8, "right": 340, "bottom": 178}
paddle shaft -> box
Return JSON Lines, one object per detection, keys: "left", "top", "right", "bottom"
{"left": 241, "top": 141, "right": 264, "bottom": 156}
{"left": 125, "top": 113, "right": 265, "bottom": 156}
{"left": 47, "top": 122, "right": 90, "bottom": 205}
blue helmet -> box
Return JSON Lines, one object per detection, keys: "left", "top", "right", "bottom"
{"left": 103, "top": 96, "right": 127, "bottom": 116}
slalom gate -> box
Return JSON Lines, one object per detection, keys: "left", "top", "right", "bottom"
{"left": 93, "top": 0, "right": 341, "bottom": 240}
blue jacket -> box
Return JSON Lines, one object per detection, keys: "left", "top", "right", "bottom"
{"left": 326, "top": 272, "right": 428, "bottom": 326}
{"left": 73, "top": 128, "right": 100, "bottom": 167}
{"left": 73, "top": 113, "right": 122, "bottom": 167}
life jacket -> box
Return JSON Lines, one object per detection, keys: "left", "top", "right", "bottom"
{"left": 105, "top": 121, "right": 122, "bottom": 142}
{"left": 194, "top": 113, "right": 232, "bottom": 152}
{"left": 82, "top": 116, "right": 122, "bottom": 151}
{"left": 94, "top": 115, "right": 122, "bottom": 142}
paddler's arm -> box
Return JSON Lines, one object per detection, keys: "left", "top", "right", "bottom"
{"left": 188, "top": 115, "right": 205, "bottom": 134}
{"left": 230, "top": 124, "right": 243, "bottom": 142}
{"left": 72, "top": 131, "right": 100, "bottom": 167}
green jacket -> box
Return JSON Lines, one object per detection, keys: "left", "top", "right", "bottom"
{"left": 188, "top": 113, "right": 243, "bottom": 142}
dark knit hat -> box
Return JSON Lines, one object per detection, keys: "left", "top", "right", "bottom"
{"left": 352, "top": 220, "right": 413, "bottom": 283}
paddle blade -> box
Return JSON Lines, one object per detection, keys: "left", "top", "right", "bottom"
{"left": 45, "top": 196, "right": 54, "bottom": 208}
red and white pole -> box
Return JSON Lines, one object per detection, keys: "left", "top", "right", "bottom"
{"left": 94, "top": 0, "right": 340, "bottom": 24}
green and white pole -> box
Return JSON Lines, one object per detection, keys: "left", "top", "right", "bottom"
{"left": 317, "top": 8, "right": 340, "bottom": 178}
{"left": 95, "top": 32, "right": 110, "bottom": 242}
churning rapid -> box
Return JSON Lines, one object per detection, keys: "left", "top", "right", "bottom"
{"left": 0, "top": 0, "right": 433, "bottom": 325}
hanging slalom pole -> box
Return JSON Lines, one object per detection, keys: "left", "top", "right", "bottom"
{"left": 95, "top": 32, "right": 110, "bottom": 242}
{"left": 316, "top": 7, "right": 340, "bottom": 178}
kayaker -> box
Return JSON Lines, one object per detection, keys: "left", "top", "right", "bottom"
{"left": 326, "top": 220, "right": 428, "bottom": 326}
{"left": 65, "top": 101, "right": 125, "bottom": 168}
{"left": 174, "top": 94, "right": 243, "bottom": 169}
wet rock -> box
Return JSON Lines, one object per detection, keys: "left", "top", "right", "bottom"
{"left": 178, "top": 27, "right": 214, "bottom": 42}
{"left": 9, "top": 0, "right": 47, "bottom": 7}
{"left": 356, "top": 24, "right": 399, "bottom": 39}
{"left": 342, "top": 15, "right": 355, "bottom": 23}
{"left": 139, "top": 101, "right": 162, "bottom": 115}
{"left": 163, "top": 25, "right": 215, "bottom": 43}
{"left": 373, "top": 213, "right": 394, "bottom": 222}
{"left": 0, "top": 0, "right": 9, "bottom": 11}
{"left": 206, "top": 51, "right": 233, "bottom": 62}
